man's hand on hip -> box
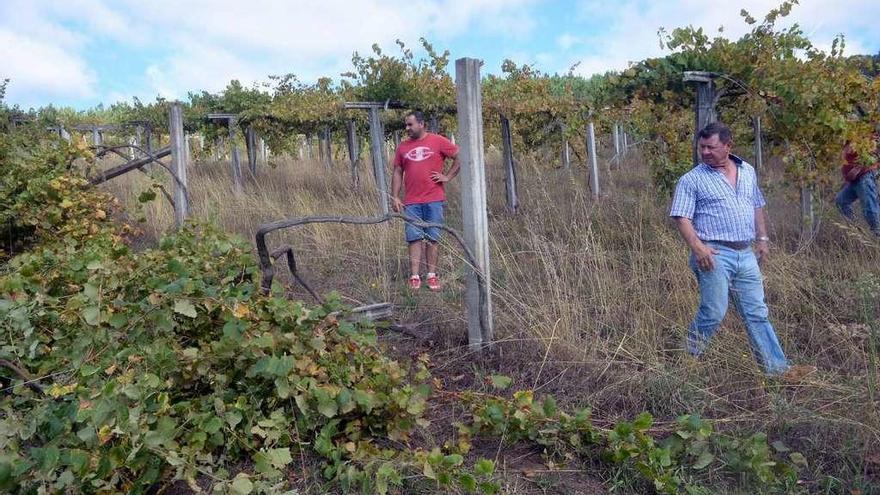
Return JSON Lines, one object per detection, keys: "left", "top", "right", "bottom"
{"left": 693, "top": 242, "right": 719, "bottom": 271}
{"left": 430, "top": 171, "right": 449, "bottom": 183}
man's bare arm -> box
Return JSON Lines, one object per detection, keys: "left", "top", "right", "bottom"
{"left": 674, "top": 217, "right": 718, "bottom": 271}
{"left": 430, "top": 153, "right": 460, "bottom": 183}
{"left": 754, "top": 207, "right": 769, "bottom": 263}
{"left": 675, "top": 217, "right": 704, "bottom": 251}
{"left": 390, "top": 166, "right": 404, "bottom": 212}
{"left": 755, "top": 207, "right": 768, "bottom": 239}
{"left": 446, "top": 154, "right": 460, "bottom": 181}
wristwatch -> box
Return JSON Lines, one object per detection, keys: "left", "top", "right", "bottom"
{"left": 756, "top": 236, "right": 770, "bottom": 242}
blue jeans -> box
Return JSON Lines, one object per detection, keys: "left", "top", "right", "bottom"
{"left": 835, "top": 170, "right": 880, "bottom": 233}
{"left": 687, "top": 244, "right": 789, "bottom": 375}
{"left": 403, "top": 201, "right": 444, "bottom": 243}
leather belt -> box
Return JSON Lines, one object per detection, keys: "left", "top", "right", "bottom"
{"left": 705, "top": 240, "right": 751, "bottom": 250}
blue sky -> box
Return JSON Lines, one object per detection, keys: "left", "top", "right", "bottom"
{"left": 2, "top": 0, "right": 878, "bottom": 110}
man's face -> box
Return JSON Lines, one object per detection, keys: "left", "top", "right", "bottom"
{"left": 405, "top": 115, "right": 425, "bottom": 139}
{"left": 698, "top": 134, "right": 731, "bottom": 168}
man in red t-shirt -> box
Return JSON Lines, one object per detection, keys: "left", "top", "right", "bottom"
{"left": 391, "top": 111, "right": 460, "bottom": 291}
{"left": 835, "top": 138, "right": 880, "bottom": 235}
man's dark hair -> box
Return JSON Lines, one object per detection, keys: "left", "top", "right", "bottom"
{"left": 698, "top": 122, "right": 733, "bottom": 144}
{"left": 407, "top": 110, "right": 426, "bottom": 124}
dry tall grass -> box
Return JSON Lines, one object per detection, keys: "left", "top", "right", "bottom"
{"left": 97, "top": 143, "right": 880, "bottom": 492}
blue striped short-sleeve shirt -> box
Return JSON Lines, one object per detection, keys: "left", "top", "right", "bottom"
{"left": 669, "top": 156, "right": 766, "bottom": 242}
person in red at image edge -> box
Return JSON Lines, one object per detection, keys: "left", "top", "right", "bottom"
{"left": 835, "top": 136, "right": 880, "bottom": 236}
{"left": 391, "top": 111, "right": 460, "bottom": 291}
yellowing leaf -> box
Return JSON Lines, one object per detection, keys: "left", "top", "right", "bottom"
{"left": 232, "top": 303, "right": 251, "bottom": 319}
{"left": 47, "top": 383, "right": 77, "bottom": 398}
{"left": 98, "top": 425, "right": 113, "bottom": 445}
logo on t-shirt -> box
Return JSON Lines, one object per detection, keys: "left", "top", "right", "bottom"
{"left": 404, "top": 146, "right": 435, "bottom": 162}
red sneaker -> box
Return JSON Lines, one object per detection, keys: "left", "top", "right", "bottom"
{"left": 409, "top": 275, "right": 421, "bottom": 290}
{"left": 426, "top": 274, "right": 441, "bottom": 291}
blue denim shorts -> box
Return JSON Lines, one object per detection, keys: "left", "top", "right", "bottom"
{"left": 403, "top": 201, "right": 445, "bottom": 242}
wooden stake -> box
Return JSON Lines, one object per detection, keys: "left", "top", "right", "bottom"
{"left": 134, "top": 127, "right": 143, "bottom": 158}
{"left": 500, "top": 114, "right": 518, "bottom": 213}
{"left": 246, "top": 125, "right": 257, "bottom": 175}
{"left": 368, "top": 107, "right": 390, "bottom": 215}
{"left": 561, "top": 123, "right": 571, "bottom": 170}
{"left": 229, "top": 121, "right": 243, "bottom": 194}
{"left": 346, "top": 119, "right": 360, "bottom": 188}
{"left": 145, "top": 125, "right": 153, "bottom": 154}
{"left": 587, "top": 121, "right": 600, "bottom": 199}
{"left": 169, "top": 103, "right": 189, "bottom": 228}
{"left": 455, "top": 57, "right": 494, "bottom": 350}
{"left": 613, "top": 123, "right": 620, "bottom": 160}
{"left": 258, "top": 137, "right": 267, "bottom": 164}
{"left": 323, "top": 127, "right": 333, "bottom": 168}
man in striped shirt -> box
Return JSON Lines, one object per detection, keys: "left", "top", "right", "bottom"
{"left": 670, "top": 122, "right": 813, "bottom": 378}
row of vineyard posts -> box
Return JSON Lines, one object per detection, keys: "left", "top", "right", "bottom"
{"left": 21, "top": 102, "right": 637, "bottom": 221}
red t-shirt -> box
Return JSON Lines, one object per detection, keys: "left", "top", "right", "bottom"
{"left": 841, "top": 139, "right": 879, "bottom": 182}
{"left": 393, "top": 133, "right": 459, "bottom": 205}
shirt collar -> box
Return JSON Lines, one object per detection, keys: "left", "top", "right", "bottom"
{"left": 700, "top": 154, "right": 745, "bottom": 172}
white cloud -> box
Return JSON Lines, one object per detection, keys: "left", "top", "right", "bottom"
{"left": 0, "top": 1, "right": 87, "bottom": 48}
{"left": 130, "top": 1, "right": 409, "bottom": 57}
{"left": 120, "top": 0, "right": 539, "bottom": 100}
{"left": 2, "top": 0, "right": 876, "bottom": 108}
{"left": 569, "top": 0, "right": 880, "bottom": 77}
{"left": 0, "top": 29, "right": 96, "bottom": 107}
{"left": 145, "top": 65, "right": 175, "bottom": 100}
{"left": 50, "top": 0, "right": 140, "bottom": 44}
